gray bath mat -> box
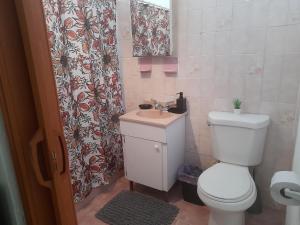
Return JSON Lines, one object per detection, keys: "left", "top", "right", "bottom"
{"left": 95, "top": 191, "right": 179, "bottom": 225}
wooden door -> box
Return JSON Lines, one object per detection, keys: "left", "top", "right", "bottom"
{"left": 124, "top": 136, "right": 163, "bottom": 190}
{"left": 0, "top": 1, "right": 59, "bottom": 225}
{"left": 1, "top": 0, "right": 78, "bottom": 225}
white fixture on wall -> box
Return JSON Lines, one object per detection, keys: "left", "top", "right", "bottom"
{"left": 270, "top": 114, "right": 300, "bottom": 225}
{"left": 197, "top": 111, "right": 270, "bottom": 225}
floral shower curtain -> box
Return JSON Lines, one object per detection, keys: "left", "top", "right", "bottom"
{"left": 42, "top": 0, "right": 124, "bottom": 202}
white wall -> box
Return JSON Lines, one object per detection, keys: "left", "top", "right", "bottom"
{"left": 142, "top": 0, "right": 170, "bottom": 9}
{"left": 117, "top": 0, "right": 300, "bottom": 209}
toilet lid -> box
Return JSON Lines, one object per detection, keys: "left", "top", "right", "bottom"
{"left": 198, "top": 163, "right": 253, "bottom": 202}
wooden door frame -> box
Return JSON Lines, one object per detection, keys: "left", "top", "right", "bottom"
{"left": 13, "top": 0, "right": 78, "bottom": 224}
{"left": 0, "top": 0, "right": 77, "bottom": 225}
{"left": 0, "top": 1, "right": 58, "bottom": 225}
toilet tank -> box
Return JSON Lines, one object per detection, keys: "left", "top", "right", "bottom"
{"left": 208, "top": 111, "right": 270, "bottom": 166}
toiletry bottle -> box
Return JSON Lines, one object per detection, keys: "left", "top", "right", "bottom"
{"left": 176, "top": 92, "right": 187, "bottom": 113}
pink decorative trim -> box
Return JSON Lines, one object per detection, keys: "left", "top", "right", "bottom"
{"left": 163, "top": 57, "right": 178, "bottom": 73}
{"left": 138, "top": 57, "right": 152, "bottom": 72}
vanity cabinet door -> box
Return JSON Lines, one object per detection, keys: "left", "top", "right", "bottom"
{"left": 124, "top": 136, "right": 163, "bottom": 190}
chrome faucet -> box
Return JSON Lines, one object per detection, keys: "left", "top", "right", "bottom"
{"left": 154, "top": 103, "right": 168, "bottom": 113}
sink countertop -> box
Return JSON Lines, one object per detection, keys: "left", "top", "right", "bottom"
{"left": 119, "top": 109, "right": 187, "bottom": 128}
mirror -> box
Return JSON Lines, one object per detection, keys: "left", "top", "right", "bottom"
{"left": 130, "top": 0, "right": 173, "bottom": 57}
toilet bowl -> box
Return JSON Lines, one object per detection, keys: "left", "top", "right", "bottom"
{"left": 197, "top": 163, "right": 256, "bottom": 225}
{"left": 197, "top": 111, "right": 270, "bottom": 225}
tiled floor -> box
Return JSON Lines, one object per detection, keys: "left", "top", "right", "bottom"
{"left": 76, "top": 177, "right": 285, "bottom": 225}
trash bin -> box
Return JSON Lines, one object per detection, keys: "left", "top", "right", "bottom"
{"left": 177, "top": 165, "right": 205, "bottom": 206}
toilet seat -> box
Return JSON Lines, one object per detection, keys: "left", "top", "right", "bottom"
{"left": 198, "top": 163, "right": 255, "bottom": 204}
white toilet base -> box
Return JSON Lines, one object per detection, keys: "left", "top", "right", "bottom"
{"left": 208, "top": 209, "right": 245, "bottom": 225}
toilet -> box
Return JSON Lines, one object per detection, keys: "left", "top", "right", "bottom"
{"left": 197, "top": 111, "right": 270, "bottom": 225}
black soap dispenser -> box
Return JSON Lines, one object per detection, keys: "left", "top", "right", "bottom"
{"left": 176, "top": 92, "right": 187, "bottom": 113}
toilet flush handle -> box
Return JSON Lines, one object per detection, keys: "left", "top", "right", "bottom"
{"left": 207, "top": 121, "right": 212, "bottom": 127}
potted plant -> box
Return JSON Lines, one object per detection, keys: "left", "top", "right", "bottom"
{"left": 233, "top": 98, "right": 242, "bottom": 114}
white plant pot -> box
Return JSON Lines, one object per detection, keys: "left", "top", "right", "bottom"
{"left": 234, "top": 109, "right": 241, "bottom": 114}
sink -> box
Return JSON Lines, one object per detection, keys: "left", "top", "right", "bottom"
{"left": 120, "top": 109, "right": 186, "bottom": 128}
{"left": 136, "top": 110, "right": 174, "bottom": 119}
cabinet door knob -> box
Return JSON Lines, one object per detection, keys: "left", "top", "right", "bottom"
{"left": 154, "top": 144, "right": 160, "bottom": 152}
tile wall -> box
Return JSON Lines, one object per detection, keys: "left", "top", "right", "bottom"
{"left": 117, "top": 0, "right": 300, "bottom": 208}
